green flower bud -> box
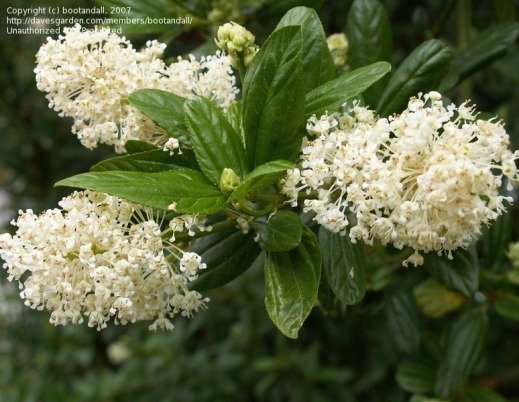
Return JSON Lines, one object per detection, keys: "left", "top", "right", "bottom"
{"left": 215, "top": 22, "right": 257, "bottom": 68}
{"left": 327, "top": 33, "right": 349, "bottom": 68}
{"left": 219, "top": 168, "right": 241, "bottom": 194}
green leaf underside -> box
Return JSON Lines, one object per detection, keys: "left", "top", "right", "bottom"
{"left": 305, "top": 61, "right": 391, "bottom": 117}
{"left": 434, "top": 309, "right": 488, "bottom": 398}
{"left": 346, "top": 0, "right": 392, "bottom": 107}
{"left": 230, "top": 160, "right": 295, "bottom": 201}
{"left": 396, "top": 362, "right": 435, "bottom": 394}
{"left": 425, "top": 249, "right": 479, "bottom": 298}
{"left": 253, "top": 210, "right": 302, "bottom": 252}
{"left": 90, "top": 149, "right": 199, "bottom": 173}
{"left": 56, "top": 170, "right": 227, "bottom": 214}
{"left": 242, "top": 26, "right": 305, "bottom": 169}
{"left": 128, "top": 89, "right": 188, "bottom": 140}
{"left": 441, "top": 23, "right": 519, "bottom": 91}
{"left": 184, "top": 97, "right": 248, "bottom": 184}
{"left": 190, "top": 229, "right": 260, "bottom": 291}
{"left": 318, "top": 227, "right": 366, "bottom": 305}
{"left": 377, "top": 39, "right": 451, "bottom": 116}
{"left": 264, "top": 227, "right": 321, "bottom": 339}
{"left": 276, "top": 6, "right": 335, "bottom": 94}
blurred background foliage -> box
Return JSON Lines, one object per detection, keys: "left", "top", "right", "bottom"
{"left": 1, "top": 0, "right": 519, "bottom": 401}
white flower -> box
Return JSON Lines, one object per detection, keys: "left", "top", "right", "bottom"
{"left": 179, "top": 252, "right": 207, "bottom": 281}
{"left": 163, "top": 138, "right": 180, "bottom": 155}
{"left": 282, "top": 93, "right": 518, "bottom": 266}
{"left": 35, "top": 25, "right": 239, "bottom": 153}
{"left": 0, "top": 191, "right": 209, "bottom": 330}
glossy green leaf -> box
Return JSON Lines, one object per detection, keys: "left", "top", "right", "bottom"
{"left": 253, "top": 211, "right": 302, "bottom": 252}
{"left": 265, "top": 227, "right": 321, "bottom": 338}
{"left": 495, "top": 293, "right": 519, "bottom": 321}
{"left": 230, "top": 160, "right": 294, "bottom": 201}
{"left": 90, "top": 149, "right": 199, "bottom": 173}
{"left": 377, "top": 40, "right": 451, "bottom": 116}
{"left": 318, "top": 227, "right": 366, "bottom": 305}
{"left": 276, "top": 6, "right": 335, "bottom": 93}
{"left": 305, "top": 62, "right": 391, "bottom": 117}
{"left": 385, "top": 289, "right": 421, "bottom": 354}
{"left": 190, "top": 229, "right": 261, "bottom": 291}
{"left": 242, "top": 26, "right": 304, "bottom": 169}
{"left": 124, "top": 140, "right": 159, "bottom": 154}
{"left": 225, "top": 101, "right": 244, "bottom": 140}
{"left": 425, "top": 249, "right": 479, "bottom": 298}
{"left": 56, "top": 169, "right": 227, "bottom": 214}
{"left": 441, "top": 23, "right": 519, "bottom": 91}
{"left": 396, "top": 362, "right": 435, "bottom": 394}
{"left": 128, "top": 89, "right": 188, "bottom": 141}
{"left": 345, "top": 0, "right": 392, "bottom": 106}
{"left": 463, "top": 385, "right": 508, "bottom": 402}
{"left": 184, "top": 97, "right": 247, "bottom": 184}
{"left": 434, "top": 309, "right": 489, "bottom": 398}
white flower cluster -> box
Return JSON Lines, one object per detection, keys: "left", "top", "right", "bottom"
{"left": 283, "top": 92, "right": 518, "bottom": 266}
{"left": 0, "top": 191, "right": 209, "bottom": 331}
{"left": 35, "top": 24, "right": 238, "bottom": 153}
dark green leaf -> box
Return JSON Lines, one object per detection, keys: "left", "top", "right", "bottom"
{"left": 395, "top": 362, "right": 435, "bottom": 394}
{"left": 481, "top": 212, "right": 512, "bottom": 270}
{"left": 345, "top": 0, "right": 392, "bottom": 106}
{"left": 124, "top": 140, "right": 159, "bottom": 154}
{"left": 184, "top": 97, "right": 247, "bottom": 184}
{"left": 230, "top": 160, "right": 294, "bottom": 201}
{"left": 276, "top": 6, "right": 335, "bottom": 93}
{"left": 377, "top": 40, "right": 451, "bottom": 116}
{"left": 425, "top": 249, "right": 479, "bottom": 298}
{"left": 90, "top": 149, "right": 199, "bottom": 173}
{"left": 495, "top": 293, "right": 519, "bottom": 321}
{"left": 318, "top": 227, "right": 366, "bottom": 305}
{"left": 128, "top": 89, "right": 188, "bottom": 142}
{"left": 242, "top": 26, "right": 304, "bottom": 169}
{"left": 464, "top": 385, "right": 508, "bottom": 402}
{"left": 253, "top": 211, "right": 302, "bottom": 252}
{"left": 265, "top": 227, "right": 321, "bottom": 338}
{"left": 305, "top": 62, "right": 391, "bottom": 117}
{"left": 190, "top": 229, "right": 261, "bottom": 291}
{"left": 434, "top": 309, "right": 489, "bottom": 398}
{"left": 441, "top": 23, "right": 519, "bottom": 91}
{"left": 385, "top": 289, "right": 421, "bottom": 354}
{"left": 56, "top": 170, "right": 227, "bottom": 214}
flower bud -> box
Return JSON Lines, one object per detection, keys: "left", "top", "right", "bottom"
{"left": 215, "top": 22, "right": 258, "bottom": 67}
{"left": 327, "top": 33, "right": 349, "bottom": 68}
{"left": 219, "top": 168, "right": 241, "bottom": 194}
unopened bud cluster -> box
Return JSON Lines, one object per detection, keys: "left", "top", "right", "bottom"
{"left": 215, "top": 22, "right": 258, "bottom": 67}
{"left": 327, "top": 33, "right": 349, "bottom": 67}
